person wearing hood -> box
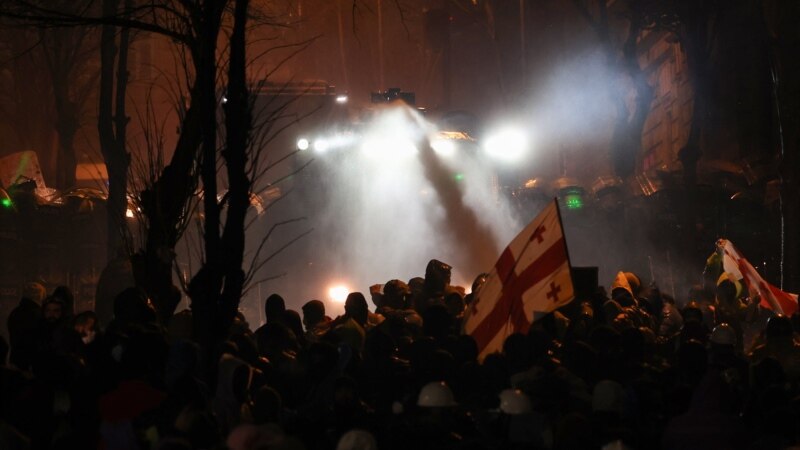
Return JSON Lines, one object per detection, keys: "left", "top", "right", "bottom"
{"left": 610, "top": 272, "right": 640, "bottom": 307}
{"left": 302, "top": 300, "right": 332, "bottom": 344}
{"left": 213, "top": 352, "right": 253, "bottom": 435}
{"left": 414, "top": 259, "right": 453, "bottom": 314}
{"left": 610, "top": 272, "right": 654, "bottom": 329}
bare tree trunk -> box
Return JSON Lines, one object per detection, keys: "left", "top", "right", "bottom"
{"left": 54, "top": 109, "right": 78, "bottom": 189}
{"left": 138, "top": 77, "right": 205, "bottom": 323}
{"left": 191, "top": 0, "right": 250, "bottom": 350}
{"left": 53, "top": 77, "right": 78, "bottom": 189}
{"left": 40, "top": 25, "right": 83, "bottom": 191}
{"left": 199, "top": 10, "right": 222, "bottom": 279}
{"left": 189, "top": 5, "right": 225, "bottom": 346}
{"left": 99, "top": 0, "right": 131, "bottom": 263}
{"left": 111, "top": 1, "right": 131, "bottom": 248}
{"left": 136, "top": 1, "right": 228, "bottom": 324}
{"left": 138, "top": 106, "right": 202, "bottom": 323}
{"left": 219, "top": 0, "right": 250, "bottom": 340}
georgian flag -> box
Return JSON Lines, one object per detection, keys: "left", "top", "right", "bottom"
{"left": 717, "top": 239, "right": 798, "bottom": 316}
{"left": 463, "top": 200, "right": 574, "bottom": 360}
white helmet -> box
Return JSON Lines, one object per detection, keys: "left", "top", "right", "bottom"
{"left": 336, "top": 429, "right": 377, "bottom": 450}
{"left": 710, "top": 323, "right": 737, "bottom": 346}
{"left": 417, "top": 381, "right": 457, "bottom": 407}
{"left": 498, "top": 389, "right": 532, "bottom": 415}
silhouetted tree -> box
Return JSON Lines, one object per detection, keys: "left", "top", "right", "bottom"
{"left": 0, "top": 2, "right": 98, "bottom": 189}
{"left": 1, "top": 1, "right": 251, "bottom": 330}
{"left": 98, "top": 0, "right": 131, "bottom": 261}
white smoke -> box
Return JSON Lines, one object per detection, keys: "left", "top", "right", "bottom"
{"left": 261, "top": 103, "right": 523, "bottom": 316}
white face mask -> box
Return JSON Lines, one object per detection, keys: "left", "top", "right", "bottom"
{"left": 82, "top": 331, "right": 96, "bottom": 345}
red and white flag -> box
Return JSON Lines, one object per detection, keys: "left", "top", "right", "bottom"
{"left": 717, "top": 239, "right": 798, "bottom": 316}
{"left": 463, "top": 200, "right": 574, "bottom": 360}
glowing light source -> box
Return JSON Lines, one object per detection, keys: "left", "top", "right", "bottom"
{"left": 559, "top": 186, "right": 586, "bottom": 210}
{"left": 430, "top": 138, "right": 456, "bottom": 157}
{"left": 358, "top": 107, "right": 423, "bottom": 161}
{"left": 297, "top": 138, "right": 310, "bottom": 150}
{"left": 313, "top": 138, "right": 329, "bottom": 153}
{"left": 360, "top": 137, "right": 417, "bottom": 160}
{"left": 483, "top": 127, "right": 528, "bottom": 162}
{"left": 454, "top": 173, "right": 465, "bottom": 182}
{"left": 125, "top": 208, "right": 135, "bottom": 218}
{"left": 564, "top": 194, "right": 584, "bottom": 210}
{"left": 328, "top": 285, "right": 350, "bottom": 303}
{"left": 336, "top": 95, "right": 348, "bottom": 104}
{"left": 0, "top": 198, "right": 11, "bottom": 208}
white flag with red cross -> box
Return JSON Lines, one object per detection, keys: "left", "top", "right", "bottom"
{"left": 717, "top": 239, "right": 798, "bottom": 317}
{"left": 463, "top": 200, "right": 574, "bottom": 361}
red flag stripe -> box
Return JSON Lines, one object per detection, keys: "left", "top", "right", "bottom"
{"left": 722, "top": 240, "right": 798, "bottom": 316}
{"left": 768, "top": 284, "right": 798, "bottom": 316}
{"left": 471, "top": 237, "right": 568, "bottom": 351}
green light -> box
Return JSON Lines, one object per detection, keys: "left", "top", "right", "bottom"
{"left": 564, "top": 194, "right": 583, "bottom": 210}
{"left": 454, "top": 173, "right": 464, "bottom": 182}
{"left": 0, "top": 198, "right": 11, "bottom": 208}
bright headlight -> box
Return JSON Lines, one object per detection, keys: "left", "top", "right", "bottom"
{"left": 313, "top": 138, "right": 329, "bottom": 153}
{"left": 483, "top": 127, "right": 528, "bottom": 162}
{"left": 430, "top": 138, "right": 456, "bottom": 157}
{"left": 297, "top": 138, "right": 310, "bottom": 150}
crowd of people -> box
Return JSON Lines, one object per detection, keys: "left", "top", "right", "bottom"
{"left": 1, "top": 258, "right": 800, "bottom": 450}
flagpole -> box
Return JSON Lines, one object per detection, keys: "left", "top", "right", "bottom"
{"left": 463, "top": 198, "right": 577, "bottom": 358}
{"left": 510, "top": 199, "right": 573, "bottom": 323}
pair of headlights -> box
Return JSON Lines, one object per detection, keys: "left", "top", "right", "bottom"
{"left": 297, "top": 126, "right": 530, "bottom": 162}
